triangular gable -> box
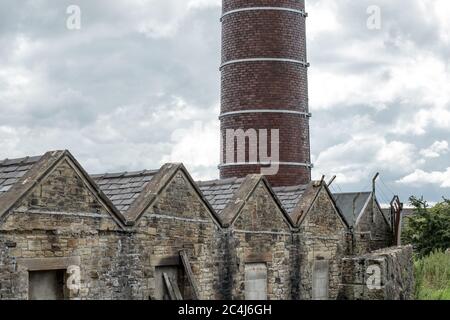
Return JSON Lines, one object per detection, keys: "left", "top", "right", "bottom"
{"left": 338, "top": 192, "right": 372, "bottom": 227}
{"left": 289, "top": 181, "right": 321, "bottom": 226}
{"left": 220, "top": 174, "right": 295, "bottom": 229}
{"left": 291, "top": 181, "right": 349, "bottom": 229}
{"left": 124, "top": 163, "right": 221, "bottom": 227}
{"left": 321, "top": 183, "right": 350, "bottom": 229}
{"left": 0, "top": 150, "right": 126, "bottom": 227}
{"left": 354, "top": 193, "right": 392, "bottom": 230}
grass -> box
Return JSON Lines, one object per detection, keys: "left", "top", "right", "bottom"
{"left": 415, "top": 250, "right": 450, "bottom": 300}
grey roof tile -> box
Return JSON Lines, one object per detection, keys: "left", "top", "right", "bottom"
{"left": 0, "top": 155, "right": 42, "bottom": 198}
{"left": 91, "top": 170, "right": 158, "bottom": 214}
{"left": 273, "top": 185, "right": 308, "bottom": 216}
{"left": 196, "top": 177, "right": 244, "bottom": 215}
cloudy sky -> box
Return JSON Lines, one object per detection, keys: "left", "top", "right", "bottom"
{"left": 0, "top": 0, "right": 449, "bottom": 205}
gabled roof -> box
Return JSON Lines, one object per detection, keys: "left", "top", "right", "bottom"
{"left": 201, "top": 175, "right": 295, "bottom": 228}
{"left": 333, "top": 192, "right": 372, "bottom": 227}
{"left": 0, "top": 150, "right": 125, "bottom": 226}
{"left": 92, "top": 170, "right": 157, "bottom": 213}
{"left": 276, "top": 181, "right": 350, "bottom": 229}
{"left": 197, "top": 177, "right": 244, "bottom": 214}
{"left": 96, "top": 163, "right": 221, "bottom": 227}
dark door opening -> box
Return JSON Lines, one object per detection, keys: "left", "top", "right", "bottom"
{"left": 29, "top": 270, "right": 66, "bottom": 300}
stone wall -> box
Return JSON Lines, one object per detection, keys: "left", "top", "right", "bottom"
{"left": 224, "top": 182, "right": 294, "bottom": 300}
{"left": 132, "top": 170, "right": 223, "bottom": 300}
{"left": 354, "top": 197, "right": 393, "bottom": 255}
{"left": 339, "top": 246, "right": 415, "bottom": 300}
{"left": 0, "top": 159, "right": 125, "bottom": 299}
{"left": 296, "top": 187, "right": 349, "bottom": 300}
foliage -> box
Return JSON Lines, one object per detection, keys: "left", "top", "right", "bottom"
{"left": 414, "top": 250, "right": 450, "bottom": 300}
{"left": 402, "top": 196, "right": 450, "bottom": 257}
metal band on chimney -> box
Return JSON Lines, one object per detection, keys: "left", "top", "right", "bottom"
{"left": 220, "top": 58, "right": 310, "bottom": 70}
{"left": 219, "top": 162, "right": 314, "bottom": 169}
{"left": 221, "top": 7, "right": 308, "bottom": 21}
{"left": 219, "top": 109, "right": 312, "bottom": 119}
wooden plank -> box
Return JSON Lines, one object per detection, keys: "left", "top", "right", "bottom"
{"left": 171, "top": 277, "right": 183, "bottom": 300}
{"left": 179, "top": 250, "right": 201, "bottom": 300}
{"left": 163, "top": 272, "right": 182, "bottom": 300}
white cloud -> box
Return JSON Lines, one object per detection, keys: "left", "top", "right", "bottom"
{"left": 397, "top": 168, "right": 450, "bottom": 188}
{"left": 420, "top": 141, "right": 449, "bottom": 158}
{"left": 308, "top": 0, "right": 342, "bottom": 40}
{"left": 432, "top": 0, "right": 450, "bottom": 43}
{"left": 161, "top": 118, "right": 220, "bottom": 180}
{"left": 313, "top": 135, "right": 420, "bottom": 184}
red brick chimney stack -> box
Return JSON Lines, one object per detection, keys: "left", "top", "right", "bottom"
{"left": 219, "top": 0, "right": 312, "bottom": 187}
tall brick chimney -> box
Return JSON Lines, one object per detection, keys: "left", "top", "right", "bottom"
{"left": 219, "top": 0, "right": 312, "bottom": 187}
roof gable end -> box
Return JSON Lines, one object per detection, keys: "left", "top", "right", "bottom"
{"left": 0, "top": 150, "right": 125, "bottom": 227}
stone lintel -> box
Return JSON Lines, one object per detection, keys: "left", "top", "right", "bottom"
{"left": 17, "top": 256, "right": 81, "bottom": 271}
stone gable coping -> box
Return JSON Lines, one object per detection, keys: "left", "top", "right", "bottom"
{"left": 358, "top": 194, "right": 392, "bottom": 231}
{"left": 62, "top": 150, "right": 128, "bottom": 228}
{"left": 289, "top": 181, "right": 321, "bottom": 226}
{"left": 321, "top": 182, "right": 351, "bottom": 230}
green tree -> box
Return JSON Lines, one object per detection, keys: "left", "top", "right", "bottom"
{"left": 402, "top": 196, "right": 450, "bottom": 257}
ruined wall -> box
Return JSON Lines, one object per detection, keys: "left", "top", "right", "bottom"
{"left": 133, "top": 170, "right": 223, "bottom": 300}
{"left": 354, "top": 198, "right": 393, "bottom": 254}
{"left": 226, "top": 183, "right": 293, "bottom": 300}
{"left": 297, "top": 187, "right": 349, "bottom": 300}
{"left": 0, "top": 160, "right": 125, "bottom": 300}
{"left": 340, "top": 246, "right": 415, "bottom": 300}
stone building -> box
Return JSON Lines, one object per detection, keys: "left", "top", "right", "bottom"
{"left": 0, "top": 150, "right": 412, "bottom": 300}
{"left": 0, "top": 0, "right": 414, "bottom": 300}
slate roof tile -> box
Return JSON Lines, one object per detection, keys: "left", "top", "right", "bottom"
{"left": 197, "top": 177, "right": 244, "bottom": 214}
{"left": 0, "top": 155, "right": 42, "bottom": 198}
{"left": 91, "top": 170, "right": 158, "bottom": 214}
{"left": 273, "top": 184, "right": 308, "bottom": 216}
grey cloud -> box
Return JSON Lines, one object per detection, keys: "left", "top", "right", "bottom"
{"left": 0, "top": 0, "right": 449, "bottom": 205}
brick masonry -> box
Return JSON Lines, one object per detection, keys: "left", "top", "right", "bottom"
{"left": 219, "top": 0, "right": 311, "bottom": 186}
